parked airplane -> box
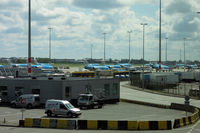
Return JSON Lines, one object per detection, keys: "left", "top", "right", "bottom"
{"left": 84, "top": 64, "right": 99, "bottom": 70}
{"left": 32, "top": 63, "right": 53, "bottom": 69}
{"left": 145, "top": 64, "right": 154, "bottom": 67}
{"left": 106, "top": 65, "right": 122, "bottom": 69}
{"left": 119, "top": 63, "right": 131, "bottom": 68}
{"left": 186, "top": 64, "right": 199, "bottom": 69}
{"left": 93, "top": 65, "right": 109, "bottom": 70}
{"left": 154, "top": 64, "right": 169, "bottom": 69}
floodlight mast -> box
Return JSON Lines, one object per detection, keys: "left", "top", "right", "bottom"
{"left": 28, "top": 0, "right": 31, "bottom": 75}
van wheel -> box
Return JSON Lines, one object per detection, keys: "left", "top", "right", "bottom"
{"left": 26, "top": 104, "right": 32, "bottom": 109}
{"left": 47, "top": 111, "right": 52, "bottom": 117}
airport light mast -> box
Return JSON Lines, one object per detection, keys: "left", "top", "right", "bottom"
{"left": 197, "top": 12, "right": 200, "bottom": 91}
{"left": 28, "top": 0, "right": 31, "bottom": 75}
{"left": 165, "top": 37, "right": 168, "bottom": 64}
{"left": 128, "top": 30, "right": 132, "bottom": 63}
{"left": 184, "top": 38, "right": 186, "bottom": 72}
{"left": 141, "top": 23, "right": 148, "bottom": 90}
{"left": 91, "top": 44, "right": 93, "bottom": 61}
{"left": 103, "top": 33, "right": 106, "bottom": 65}
{"left": 159, "top": 0, "right": 162, "bottom": 70}
{"left": 48, "top": 27, "right": 53, "bottom": 64}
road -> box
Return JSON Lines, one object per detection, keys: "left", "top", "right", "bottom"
{"left": 1, "top": 81, "right": 200, "bottom": 132}
{"left": 120, "top": 82, "right": 200, "bottom": 108}
{"left": 0, "top": 102, "right": 186, "bottom": 125}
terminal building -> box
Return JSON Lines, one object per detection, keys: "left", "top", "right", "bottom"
{"left": 0, "top": 77, "right": 120, "bottom": 104}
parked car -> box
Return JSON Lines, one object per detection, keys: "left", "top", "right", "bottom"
{"left": 45, "top": 99, "right": 81, "bottom": 118}
{"left": 77, "top": 93, "right": 104, "bottom": 109}
{"left": 10, "top": 94, "right": 40, "bottom": 109}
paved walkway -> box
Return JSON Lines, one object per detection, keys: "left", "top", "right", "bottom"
{"left": 120, "top": 82, "right": 200, "bottom": 108}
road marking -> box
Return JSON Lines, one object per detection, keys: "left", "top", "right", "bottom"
{"left": 187, "top": 120, "right": 200, "bottom": 133}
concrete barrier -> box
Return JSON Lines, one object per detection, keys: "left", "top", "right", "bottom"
{"left": 173, "top": 108, "right": 200, "bottom": 128}
{"left": 78, "top": 120, "right": 171, "bottom": 130}
{"left": 78, "top": 120, "right": 138, "bottom": 130}
{"left": 23, "top": 118, "right": 76, "bottom": 129}
{"left": 138, "top": 121, "right": 172, "bottom": 130}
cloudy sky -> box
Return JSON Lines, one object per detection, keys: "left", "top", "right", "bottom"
{"left": 0, "top": 0, "right": 200, "bottom": 61}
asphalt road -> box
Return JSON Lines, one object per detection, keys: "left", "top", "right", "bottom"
{"left": 0, "top": 102, "right": 187, "bottom": 125}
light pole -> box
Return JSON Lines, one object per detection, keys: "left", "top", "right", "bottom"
{"left": 91, "top": 44, "right": 93, "bottom": 61}
{"left": 48, "top": 27, "right": 52, "bottom": 64}
{"left": 180, "top": 49, "right": 182, "bottom": 62}
{"left": 184, "top": 38, "right": 186, "bottom": 72}
{"left": 159, "top": 0, "right": 162, "bottom": 70}
{"left": 165, "top": 37, "right": 168, "bottom": 64}
{"left": 197, "top": 12, "right": 200, "bottom": 63}
{"left": 197, "top": 12, "right": 200, "bottom": 90}
{"left": 28, "top": 0, "right": 31, "bottom": 75}
{"left": 128, "top": 30, "right": 132, "bottom": 63}
{"left": 103, "top": 33, "right": 106, "bottom": 64}
{"left": 141, "top": 23, "right": 148, "bottom": 90}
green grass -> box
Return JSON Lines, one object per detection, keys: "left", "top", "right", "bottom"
{"left": 52, "top": 63, "right": 84, "bottom": 68}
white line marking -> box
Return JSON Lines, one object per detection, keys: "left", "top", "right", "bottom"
{"left": 187, "top": 120, "right": 200, "bottom": 133}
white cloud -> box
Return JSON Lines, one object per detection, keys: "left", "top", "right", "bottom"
{"left": 0, "top": 0, "right": 200, "bottom": 61}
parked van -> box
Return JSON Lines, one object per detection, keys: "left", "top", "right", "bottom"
{"left": 45, "top": 99, "right": 81, "bottom": 118}
{"left": 10, "top": 94, "right": 40, "bottom": 109}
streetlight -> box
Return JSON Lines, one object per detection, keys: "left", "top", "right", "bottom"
{"left": 165, "top": 37, "right": 168, "bottom": 64}
{"left": 141, "top": 23, "right": 148, "bottom": 90}
{"left": 159, "top": 0, "right": 162, "bottom": 70}
{"left": 48, "top": 27, "right": 53, "bottom": 64}
{"left": 91, "top": 44, "right": 93, "bottom": 61}
{"left": 128, "top": 30, "right": 132, "bottom": 63}
{"left": 184, "top": 38, "right": 186, "bottom": 72}
{"left": 197, "top": 12, "right": 200, "bottom": 92}
{"left": 28, "top": 0, "right": 31, "bottom": 75}
{"left": 180, "top": 49, "right": 182, "bottom": 62}
{"left": 103, "top": 33, "right": 106, "bottom": 64}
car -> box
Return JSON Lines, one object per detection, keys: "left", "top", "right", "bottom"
{"left": 77, "top": 93, "right": 104, "bottom": 109}
{"left": 10, "top": 94, "right": 40, "bottom": 109}
{"left": 45, "top": 99, "right": 81, "bottom": 118}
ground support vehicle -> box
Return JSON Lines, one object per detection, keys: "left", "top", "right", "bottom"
{"left": 77, "top": 93, "right": 104, "bottom": 109}
{"left": 45, "top": 99, "right": 81, "bottom": 118}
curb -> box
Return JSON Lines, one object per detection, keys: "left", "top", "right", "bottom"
{"left": 120, "top": 98, "right": 170, "bottom": 109}
{"left": 121, "top": 98, "right": 200, "bottom": 129}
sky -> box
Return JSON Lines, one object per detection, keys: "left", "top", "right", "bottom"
{"left": 0, "top": 0, "right": 200, "bottom": 61}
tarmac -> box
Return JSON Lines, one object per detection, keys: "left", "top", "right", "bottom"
{"left": 1, "top": 80, "right": 200, "bottom": 128}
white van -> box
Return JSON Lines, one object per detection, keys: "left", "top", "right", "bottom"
{"left": 10, "top": 94, "right": 40, "bottom": 109}
{"left": 45, "top": 99, "right": 81, "bottom": 118}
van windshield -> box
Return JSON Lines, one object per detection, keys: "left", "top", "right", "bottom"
{"left": 78, "top": 96, "right": 89, "bottom": 102}
{"left": 65, "top": 103, "right": 74, "bottom": 109}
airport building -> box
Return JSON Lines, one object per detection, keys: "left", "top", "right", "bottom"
{"left": 0, "top": 77, "right": 120, "bottom": 104}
